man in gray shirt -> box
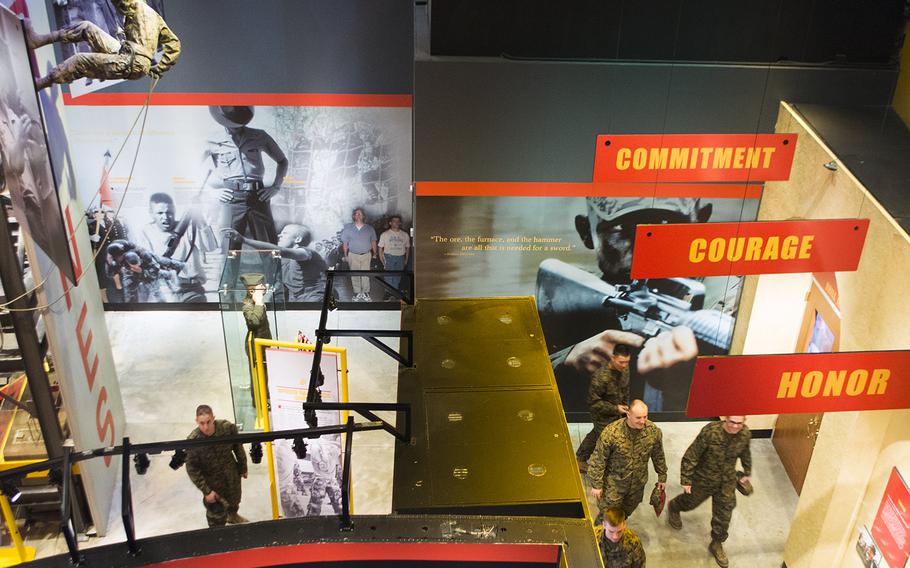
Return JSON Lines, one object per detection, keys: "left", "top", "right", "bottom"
{"left": 340, "top": 207, "right": 377, "bottom": 301}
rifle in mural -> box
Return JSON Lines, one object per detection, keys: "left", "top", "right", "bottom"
{"left": 535, "top": 258, "right": 733, "bottom": 356}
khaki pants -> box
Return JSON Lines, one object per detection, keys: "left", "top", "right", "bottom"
{"left": 348, "top": 252, "right": 372, "bottom": 294}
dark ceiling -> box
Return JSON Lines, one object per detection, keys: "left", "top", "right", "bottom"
{"left": 429, "top": 0, "right": 907, "bottom": 65}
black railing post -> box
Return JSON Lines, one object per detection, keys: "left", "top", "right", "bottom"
{"left": 339, "top": 416, "right": 354, "bottom": 531}
{"left": 307, "top": 271, "right": 335, "bottom": 428}
{"left": 121, "top": 437, "right": 140, "bottom": 556}
{"left": 59, "top": 444, "right": 83, "bottom": 565}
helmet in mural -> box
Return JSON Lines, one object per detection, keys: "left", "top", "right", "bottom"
{"left": 209, "top": 106, "right": 255, "bottom": 128}
{"left": 586, "top": 197, "right": 707, "bottom": 224}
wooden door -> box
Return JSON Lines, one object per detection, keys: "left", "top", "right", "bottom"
{"left": 772, "top": 277, "right": 840, "bottom": 495}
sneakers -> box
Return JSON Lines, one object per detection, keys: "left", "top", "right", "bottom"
{"left": 667, "top": 507, "right": 682, "bottom": 530}
{"left": 709, "top": 541, "right": 729, "bottom": 567}
{"left": 351, "top": 292, "right": 372, "bottom": 302}
{"left": 226, "top": 512, "right": 248, "bottom": 524}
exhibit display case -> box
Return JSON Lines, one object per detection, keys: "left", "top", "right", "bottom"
{"left": 219, "top": 251, "right": 284, "bottom": 431}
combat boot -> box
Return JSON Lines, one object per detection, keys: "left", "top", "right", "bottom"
{"left": 709, "top": 541, "right": 729, "bottom": 567}
{"left": 226, "top": 512, "right": 249, "bottom": 524}
{"left": 22, "top": 19, "right": 62, "bottom": 50}
{"left": 667, "top": 505, "right": 682, "bottom": 530}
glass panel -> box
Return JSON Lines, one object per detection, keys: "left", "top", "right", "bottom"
{"left": 218, "top": 250, "right": 284, "bottom": 431}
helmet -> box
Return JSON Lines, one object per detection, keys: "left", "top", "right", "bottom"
{"left": 106, "top": 239, "right": 131, "bottom": 258}
{"left": 587, "top": 197, "right": 704, "bottom": 223}
{"left": 209, "top": 106, "right": 254, "bottom": 128}
{"left": 123, "top": 251, "right": 142, "bottom": 267}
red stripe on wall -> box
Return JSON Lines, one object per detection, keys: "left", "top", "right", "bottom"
{"left": 148, "top": 542, "right": 561, "bottom": 567}
{"left": 415, "top": 181, "right": 762, "bottom": 199}
{"left": 62, "top": 92, "right": 413, "bottom": 107}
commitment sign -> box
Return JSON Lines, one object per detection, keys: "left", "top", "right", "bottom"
{"left": 630, "top": 219, "right": 869, "bottom": 278}
{"left": 687, "top": 351, "right": 910, "bottom": 417}
{"left": 593, "top": 133, "right": 797, "bottom": 183}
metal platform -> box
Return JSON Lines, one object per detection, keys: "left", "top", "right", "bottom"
{"left": 394, "top": 298, "right": 590, "bottom": 520}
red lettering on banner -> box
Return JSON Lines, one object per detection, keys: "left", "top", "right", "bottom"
{"left": 96, "top": 387, "right": 114, "bottom": 466}
{"left": 76, "top": 303, "right": 98, "bottom": 391}
{"left": 63, "top": 206, "right": 83, "bottom": 282}
{"left": 58, "top": 271, "right": 72, "bottom": 310}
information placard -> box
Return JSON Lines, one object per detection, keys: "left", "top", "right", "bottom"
{"left": 871, "top": 468, "right": 910, "bottom": 568}
{"left": 265, "top": 348, "right": 344, "bottom": 518}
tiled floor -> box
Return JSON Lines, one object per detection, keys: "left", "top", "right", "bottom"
{"left": 569, "top": 422, "right": 798, "bottom": 567}
{"left": 21, "top": 310, "right": 797, "bottom": 567}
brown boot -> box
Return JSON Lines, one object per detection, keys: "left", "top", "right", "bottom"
{"left": 22, "top": 19, "right": 58, "bottom": 49}
{"left": 667, "top": 505, "right": 682, "bottom": 530}
{"left": 709, "top": 541, "right": 729, "bottom": 567}
{"left": 226, "top": 512, "right": 248, "bottom": 524}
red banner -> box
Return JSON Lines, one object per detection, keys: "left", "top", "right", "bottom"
{"left": 593, "top": 133, "right": 797, "bottom": 183}
{"left": 871, "top": 468, "right": 910, "bottom": 568}
{"left": 686, "top": 351, "right": 910, "bottom": 417}
{"left": 630, "top": 219, "right": 869, "bottom": 278}
{"left": 415, "top": 181, "right": 762, "bottom": 199}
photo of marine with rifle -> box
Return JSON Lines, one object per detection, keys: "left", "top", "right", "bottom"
{"left": 538, "top": 196, "right": 747, "bottom": 419}
{"left": 414, "top": 190, "right": 757, "bottom": 420}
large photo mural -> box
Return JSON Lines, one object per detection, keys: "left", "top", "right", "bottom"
{"left": 69, "top": 103, "right": 411, "bottom": 304}
{"left": 416, "top": 188, "right": 760, "bottom": 420}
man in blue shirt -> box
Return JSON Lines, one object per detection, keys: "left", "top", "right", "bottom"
{"left": 340, "top": 207, "right": 377, "bottom": 301}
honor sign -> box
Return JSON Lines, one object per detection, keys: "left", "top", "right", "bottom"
{"left": 686, "top": 352, "right": 910, "bottom": 417}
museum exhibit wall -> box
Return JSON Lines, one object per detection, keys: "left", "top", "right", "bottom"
{"left": 1, "top": 1, "right": 126, "bottom": 535}
{"left": 41, "top": 0, "right": 413, "bottom": 307}
{"left": 727, "top": 272, "right": 813, "bottom": 430}
{"left": 734, "top": 102, "right": 910, "bottom": 567}
{"left": 414, "top": 54, "right": 897, "bottom": 421}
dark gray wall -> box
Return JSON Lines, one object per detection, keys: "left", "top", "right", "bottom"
{"left": 85, "top": 0, "right": 413, "bottom": 94}
{"left": 415, "top": 59, "right": 897, "bottom": 181}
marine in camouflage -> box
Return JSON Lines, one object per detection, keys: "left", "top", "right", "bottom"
{"left": 576, "top": 363, "right": 629, "bottom": 462}
{"left": 587, "top": 418, "right": 668, "bottom": 517}
{"left": 185, "top": 419, "right": 248, "bottom": 527}
{"left": 600, "top": 526, "right": 646, "bottom": 568}
{"left": 668, "top": 420, "right": 752, "bottom": 543}
{"left": 29, "top": 0, "right": 181, "bottom": 89}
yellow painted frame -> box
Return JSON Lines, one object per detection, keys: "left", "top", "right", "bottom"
{"left": 252, "top": 339, "right": 349, "bottom": 520}
{"left": 0, "top": 375, "right": 51, "bottom": 474}
{"left": 0, "top": 494, "right": 35, "bottom": 566}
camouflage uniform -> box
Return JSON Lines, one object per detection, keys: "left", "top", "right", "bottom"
{"left": 32, "top": 0, "right": 181, "bottom": 89}
{"left": 185, "top": 419, "right": 247, "bottom": 527}
{"left": 668, "top": 421, "right": 752, "bottom": 543}
{"left": 576, "top": 365, "right": 629, "bottom": 463}
{"left": 587, "top": 419, "right": 667, "bottom": 517}
{"left": 600, "top": 527, "right": 646, "bottom": 568}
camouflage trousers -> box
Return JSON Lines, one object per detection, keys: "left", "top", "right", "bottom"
{"left": 203, "top": 478, "right": 242, "bottom": 527}
{"left": 599, "top": 478, "right": 646, "bottom": 519}
{"left": 306, "top": 479, "right": 343, "bottom": 516}
{"left": 45, "top": 21, "right": 149, "bottom": 85}
{"left": 669, "top": 482, "right": 737, "bottom": 542}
